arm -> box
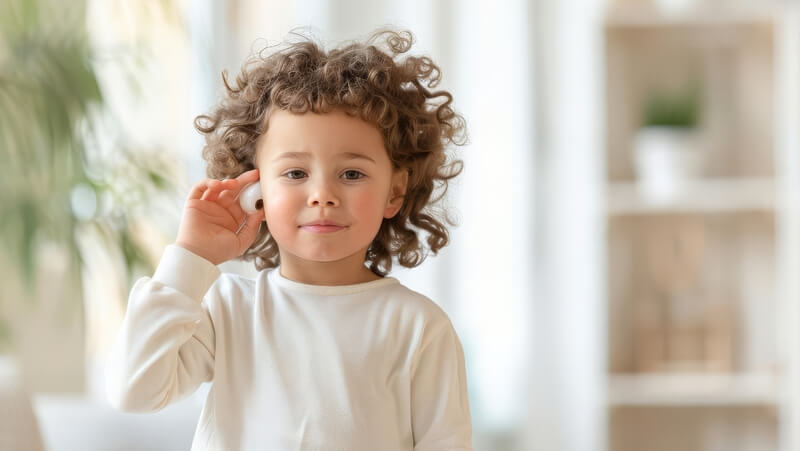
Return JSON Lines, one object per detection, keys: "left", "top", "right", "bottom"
{"left": 105, "top": 169, "right": 262, "bottom": 412}
{"left": 411, "top": 320, "right": 474, "bottom": 451}
{"left": 105, "top": 244, "right": 220, "bottom": 412}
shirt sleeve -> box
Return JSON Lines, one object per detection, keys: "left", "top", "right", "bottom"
{"left": 411, "top": 319, "right": 474, "bottom": 451}
{"left": 105, "top": 244, "right": 221, "bottom": 413}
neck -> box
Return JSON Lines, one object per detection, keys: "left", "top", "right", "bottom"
{"left": 277, "top": 249, "right": 381, "bottom": 286}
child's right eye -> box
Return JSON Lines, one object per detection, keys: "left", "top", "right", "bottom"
{"left": 284, "top": 170, "right": 307, "bottom": 180}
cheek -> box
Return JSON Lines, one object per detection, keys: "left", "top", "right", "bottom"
{"left": 351, "top": 190, "right": 388, "bottom": 224}
{"left": 263, "top": 187, "right": 300, "bottom": 235}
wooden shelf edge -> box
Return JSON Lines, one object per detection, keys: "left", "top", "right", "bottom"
{"left": 607, "top": 372, "right": 778, "bottom": 407}
{"left": 606, "top": 178, "right": 775, "bottom": 215}
{"left": 605, "top": 4, "right": 776, "bottom": 28}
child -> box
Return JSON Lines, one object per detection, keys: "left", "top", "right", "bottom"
{"left": 106, "top": 29, "right": 473, "bottom": 451}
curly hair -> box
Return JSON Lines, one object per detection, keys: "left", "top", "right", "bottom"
{"left": 194, "top": 28, "right": 466, "bottom": 276}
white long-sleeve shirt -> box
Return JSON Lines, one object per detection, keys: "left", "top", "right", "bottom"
{"left": 105, "top": 244, "right": 473, "bottom": 450}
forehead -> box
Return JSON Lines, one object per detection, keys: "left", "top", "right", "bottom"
{"left": 256, "top": 109, "right": 388, "bottom": 163}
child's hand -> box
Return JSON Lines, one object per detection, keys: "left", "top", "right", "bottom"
{"left": 175, "top": 169, "right": 265, "bottom": 265}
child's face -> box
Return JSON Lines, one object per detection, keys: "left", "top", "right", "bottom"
{"left": 255, "top": 109, "right": 407, "bottom": 267}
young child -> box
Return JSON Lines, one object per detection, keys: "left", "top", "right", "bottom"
{"left": 106, "top": 29, "right": 473, "bottom": 450}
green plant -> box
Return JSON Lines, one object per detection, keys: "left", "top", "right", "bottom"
{"left": 642, "top": 82, "right": 701, "bottom": 128}
{"left": 0, "top": 0, "right": 175, "bottom": 302}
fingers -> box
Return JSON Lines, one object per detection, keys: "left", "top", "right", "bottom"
{"left": 223, "top": 168, "right": 260, "bottom": 211}
{"left": 232, "top": 169, "right": 260, "bottom": 201}
{"left": 188, "top": 179, "right": 233, "bottom": 201}
{"left": 236, "top": 168, "right": 260, "bottom": 184}
{"left": 202, "top": 179, "right": 237, "bottom": 202}
{"left": 187, "top": 180, "right": 210, "bottom": 200}
{"left": 188, "top": 169, "right": 260, "bottom": 203}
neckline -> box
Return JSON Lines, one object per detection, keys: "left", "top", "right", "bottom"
{"left": 267, "top": 267, "right": 399, "bottom": 296}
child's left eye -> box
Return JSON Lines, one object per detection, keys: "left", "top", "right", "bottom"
{"left": 342, "top": 170, "right": 365, "bottom": 180}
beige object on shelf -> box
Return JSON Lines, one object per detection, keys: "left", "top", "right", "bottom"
{"left": 704, "top": 302, "right": 734, "bottom": 372}
{"left": 631, "top": 217, "right": 735, "bottom": 373}
{"left": 633, "top": 295, "right": 666, "bottom": 372}
{"left": 631, "top": 216, "right": 737, "bottom": 373}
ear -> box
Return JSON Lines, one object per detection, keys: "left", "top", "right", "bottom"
{"left": 384, "top": 168, "right": 409, "bottom": 219}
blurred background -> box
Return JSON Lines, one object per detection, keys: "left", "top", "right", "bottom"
{"left": 4, "top": 0, "right": 800, "bottom": 450}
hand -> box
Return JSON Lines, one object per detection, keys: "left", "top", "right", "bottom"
{"left": 175, "top": 169, "right": 265, "bottom": 265}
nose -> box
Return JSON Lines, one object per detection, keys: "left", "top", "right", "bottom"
{"left": 307, "top": 178, "right": 340, "bottom": 207}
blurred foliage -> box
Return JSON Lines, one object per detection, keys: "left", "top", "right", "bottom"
{"left": 0, "top": 0, "right": 176, "bottom": 315}
{"left": 642, "top": 81, "right": 701, "bottom": 128}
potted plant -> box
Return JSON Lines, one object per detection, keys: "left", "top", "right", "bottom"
{"left": 0, "top": 0, "right": 175, "bottom": 391}
{"left": 634, "top": 81, "right": 704, "bottom": 203}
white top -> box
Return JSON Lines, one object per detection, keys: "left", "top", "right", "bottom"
{"left": 105, "top": 244, "right": 473, "bottom": 451}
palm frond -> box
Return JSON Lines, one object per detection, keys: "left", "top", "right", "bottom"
{"left": 0, "top": 0, "right": 178, "bottom": 306}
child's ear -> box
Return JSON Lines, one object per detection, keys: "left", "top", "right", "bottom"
{"left": 384, "top": 169, "right": 409, "bottom": 219}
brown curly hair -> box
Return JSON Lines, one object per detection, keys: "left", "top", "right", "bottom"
{"left": 194, "top": 29, "right": 466, "bottom": 276}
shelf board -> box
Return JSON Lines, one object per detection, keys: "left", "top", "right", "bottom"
{"left": 607, "top": 178, "right": 775, "bottom": 216}
{"left": 608, "top": 372, "right": 778, "bottom": 407}
{"left": 605, "top": 5, "right": 774, "bottom": 28}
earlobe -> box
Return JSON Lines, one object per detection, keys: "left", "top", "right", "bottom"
{"left": 383, "top": 196, "right": 404, "bottom": 219}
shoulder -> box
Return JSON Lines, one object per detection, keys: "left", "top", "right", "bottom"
{"left": 384, "top": 283, "right": 468, "bottom": 379}
{"left": 214, "top": 271, "right": 256, "bottom": 291}
{"left": 382, "top": 280, "right": 456, "bottom": 338}
{"left": 204, "top": 271, "right": 257, "bottom": 310}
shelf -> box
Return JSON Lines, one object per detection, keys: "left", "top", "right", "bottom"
{"left": 601, "top": 2, "right": 792, "bottom": 449}
{"left": 608, "top": 373, "right": 778, "bottom": 407}
{"left": 605, "top": 5, "right": 774, "bottom": 29}
{"left": 607, "top": 178, "right": 775, "bottom": 216}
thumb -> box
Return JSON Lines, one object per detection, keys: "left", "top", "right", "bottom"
{"left": 237, "top": 209, "right": 266, "bottom": 247}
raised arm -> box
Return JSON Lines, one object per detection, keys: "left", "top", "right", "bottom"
{"left": 105, "top": 244, "right": 220, "bottom": 412}
{"left": 106, "top": 168, "right": 264, "bottom": 412}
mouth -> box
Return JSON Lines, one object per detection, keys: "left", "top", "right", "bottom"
{"left": 299, "top": 221, "right": 347, "bottom": 234}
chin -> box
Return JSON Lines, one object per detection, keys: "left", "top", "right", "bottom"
{"left": 310, "top": 245, "right": 374, "bottom": 263}
{"left": 297, "top": 249, "right": 352, "bottom": 263}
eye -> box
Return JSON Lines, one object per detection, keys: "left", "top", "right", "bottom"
{"left": 284, "top": 169, "right": 307, "bottom": 180}
{"left": 342, "top": 170, "right": 365, "bottom": 180}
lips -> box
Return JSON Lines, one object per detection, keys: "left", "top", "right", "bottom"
{"left": 299, "top": 220, "right": 347, "bottom": 233}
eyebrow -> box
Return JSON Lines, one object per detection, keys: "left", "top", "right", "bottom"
{"left": 272, "top": 151, "right": 376, "bottom": 164}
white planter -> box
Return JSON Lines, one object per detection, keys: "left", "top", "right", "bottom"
{"left": 634, "top": 126, "right": 703, "bottom": 203}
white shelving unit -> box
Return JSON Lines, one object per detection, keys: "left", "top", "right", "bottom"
{"left": 603, "top": 2, "right": 800, "bottom": 450}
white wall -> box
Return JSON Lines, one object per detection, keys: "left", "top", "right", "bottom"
{"left": 524, "top": 0, "right": 605, "bottom": 450}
